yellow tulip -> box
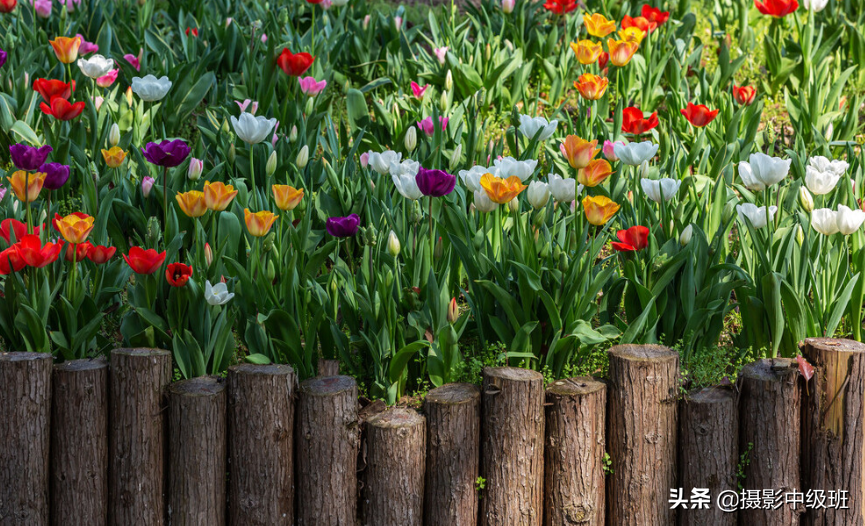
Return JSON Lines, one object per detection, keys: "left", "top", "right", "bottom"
{"left": 56, "top": 213, "right": 95, "bottom": 244}
{"left": 582, "top": 195, "right": 620, "bottom": 225}
{"left": 101, "top": 146, "right": 127, "bottom": 168}
{"left": 607, "top": 39, "right": 640, "bottom": 67}
{"left": 618, "top": 27, "right": 646, "bottom": 44}
{"left": 570, "top": 40, "right": 603, "bottom": 65}
{"left": 272, "top": 185, "right": 304, "bottom": 211}
{"left": 583, "top": 14, "right": 616, "bottom": 38}
{"left": 479, "top": 173, "right": 527, "bottom": 204}
{"left": 244, "top": 209, "right": 278, "bottom": 237}
{"left": 7, "top": 171, "right": 47, "bottom": 203}
{"left": 175, "top": 190, "right": 208, "bottom": 218}
{"left": 560, "top": 135, "right": 600, "bottom": 170}
{"left": 578, "top": 159, "right": 613, "bottom": 187}
{"left": 203, "top": 181, "right": 238, "bottom": 211}
{"left": 573, "top": 73, "right": 609, "bottom": 101}
{"left": 49, "top": 36, "right": 82, "bottom": 64}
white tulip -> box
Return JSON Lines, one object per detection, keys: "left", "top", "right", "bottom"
{"left": 77, "top": 54, "right": 114, "bottom": 79}
{"left": 388, "top": 159, "right": 420, "bottom": 183}
{"left": 369, "top": 150, "right": 402, "bottom": 175}
{"left": 458, "top": 165, "right": 495, "bottom": 193}
{"left": 230, "top": 112, "right": 277, "bottom": 144}
{"left": 391, "top": 172, "right": 423, "bottom": 200}
{"left": 811, "top": 208, "right": 840, "bottom": 236}
{"left": 736, "top": 203, "right": 777, "bottom": 229}
{"left": 205, "top": 280, "right": 235, "bottom": 306}
{"left": 799, "top": 186, "right": 814, "bottom": 213}
{"left": 296, "top": 145, "right": 309, "bottom": 169}
{"left": 679, "top": 224, "right": 693, "bottom": 246}
{"left": 737, "top": 161, "right": 765, "bottom": 192}
{"left": 526, "top": 181, "right": 551, "bottom": 209}
{"left": 613, "top": 141, "right": 659, "bottom": 166}
{"left": 519, "top": 115, "right": 558, "bottom": 141}
{"left": 748, "top": 152, "right": 790, "bottom": 187}
{"left": 130, "top": 75, "right": 172, "bottom": 102}
{"left": 640, "top": 178, "right": 681, "bottom": 203}
{"left": 836, "top": 204, "right": 865, "bottom": 235}
{"left": 473, "top": 189, "right": 499, "bottom": 212}
{"left": 805, "top": 165, "right": 842, "bottom": 195}
{"left": 549, "top": 173, "right": 576, "bottom": 204}
{"left": 808, "top": 155, "right": 848, "bottom": 177}
{"left": 387, "top": 230, "right": 401, "bottom": 257}
{"left": 803, "top": 0, "right": 829, "bottom": 11}
{"left": 493, "top": 156, "right": 537, "bottom": 181}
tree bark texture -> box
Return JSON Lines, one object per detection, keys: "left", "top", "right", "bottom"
{"left": 318, "top": 358, "right": 340, "bottom": 377}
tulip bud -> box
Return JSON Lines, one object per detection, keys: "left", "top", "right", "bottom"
{"left": 384, "top": 268, "right": 394, "bottom": 289}
{"left": 799, "top": 186, "right": 814, "bottom": 213}
{"left": 639, "top": 160, "right": 650, "bottom": 178}
{"left": 146, "top": 216, "right": 160, "bottom": 245}
{"left": 188, "top": 158, "right": 203, "bottom": 181}
{"left": 266, "top": 151, "right": 277, "bottom": 177}
{"left": 434, "top": 236, "right": 443, "bottom": 260}
{"left": 11, "top": 201, "right": 18, "bottom": 214}
{"left": 266, "top": 260, "right": 276, "bottom": 282}
{"left": 141, "top": 176, "right": 155, "bottom": 198}
{"left": 228, "top": 143, "right": 236, "bottom": 164}
{"left": 296, "top": 145, "right": 309, "bottom": 169}
{"left": 485, "top": 43, "right": 491, "bottom": 62}
{"left": 411, "top": 200, "right": 424, "bottom": 224}
{"left": 826, "top": 123, "right": 834, "bottom": 141}
{"left": 363, "top": 14, "right": 371, "bottom": 29}
{"left": 405, "top": 127, "right": 417, "bottom": 153}
{"left": 507, "top": 196, "right": 519, "bottom": 213}
{"left": 449, "top": 144, "right": 462, "bottom": 171}
{"left": 221, "top": 118, "right": 231, "bottom": 134}
{"left": 364, "top": 224, "right": 378, "bottom": 246}
{"left": 502, "top": 0, "right": 514, "bottom": 13}
{"left": 205, "top": 242, "right": 213, "bottom": 267}
{"left": 447, "top": 298, "right": 459, "bottom": 324}
{"left": 532, "top": 207, "right": 547, "bottom": 228}
{"left": 440, "top": 91, "right": 448, "bottom": 112}
{"left": 539, "top": 241, "right": 551, "bottom": 258}
{"left": 263, "top": 232, "right": 275, "bottom": 253}
{"left": 795, "top": 224, "right": 804, "bottom": 246}
{"left": 445, "top": 70, "right": 453, "bottom": 91}
{"left": 125, "top": 87, "right": 133, "bottom": 107}
{"left": 289, "top": 125, "right": 298, "bottom": 143}
{"left": 304, "top": 97, "right": 314, "bottom": 115}
{"left": 109, "top": 123, "right": 120, "bottom": 147}
{"left": 387, "top": 230, "right": 401, "bottom": 257}
{"left": 680, "top": 224, "right": 693, "bottom": 246}
{"left": 722, "top": 201, "right": 735, "bottom": 223}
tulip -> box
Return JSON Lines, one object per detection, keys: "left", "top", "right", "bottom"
{"left": 416, "top": 167, "right": 456, "bottom": 197}
{"left": 560, "top": 135, "right": 600, "bottom": 170}
{"left": 40, "top": 97, "right": 86, "bottom": 121}
{"left": 185, "top": 27, "right": 199, "bottom": 37}
{"left": 736, "top": 203, "right": 777, "bottom": 229}
{"left": 607, "top": 39, "right": 639, "bottom": 66}
{"left": 811, "top": 208, "right": 839, "bottom": 236}
{"left": 733, "top": 85, "right": 757, "bottom": 106}
{"left": 101, "top": 147, "right": 127, "bottom": 169}
{"left": 387, "top": 230, "right": 401, "bottom": 257}
{"left": 681, "top": 102, "right": 719, "bottom": 127}
{"left": 231, "top": 112, "right": 277, "bottom": 144}
{"left": 493, "top": 157, "right": 537, "bottom": 181}
{"left": 641, "top": 5, "right": 670, "bottom": 29}
{"left": 519, "top": 114, "right": 558, "bottom": 141}
{"left": 405, "top": 126, "right": 418, "bottom": 152}
{"left": 64, "top": 241, "right": 92, "bottom": 262}
{"left": 502, "top": 0, "right": 514, "bottom": 13}
{"left": 0, "top": 245, "right": 25, "bottom": 275}
{"left": 433, "top": 47, "right": 448, "bottom": 65}
{"left": 680, "top": 224, "right": 694, "bottom": 245}
{"left": 296, "top": 145, "right": 310, "bottom": 169}
{"left": 40, "top": 163, "right": 70, "bottom": 190}
{"left": 141, "top": 139, "right": 191, "bottom": 168}
{"left": 123, "top": 53, "right": 141, "bottom": 71}
{"left": 809, "top": 156, "right": 848, "bottom": 177}
{"left": 7, "top": 171, "right": 46, "bottom": 203}
{"left": 570, "top": 40, "right": 603, "bottom": 65}
{"left": 272, "top": 185, "right": 304, "bottom": 211}
{"left": 573, "top": 73, "right": 609, "bottom": 100}
{"left": 299, "top": 76, "right": 327, "bottom": 96}
{"left": 602, "top": 140, "right": 623, "bottom": 162}
{"left": 277, "top": 48, "right": 315, "bottom": 76}
{"left": 549, "top": 173, "right": 577, "bottom": 204}
{"left": 87, "top": 244, "right": 116, "bottom": 264}
{"left": 108, "top": 123, "right": 120, "bottom": 147}
{"left": 141, "top": 176, "right": 155, "bottom": 197}
{"left": 0, "top": 0, "right": 16, "bottom": 13}
{"left": 622, "top": 15, "right": 651, "bottom": 33}
{"left": 33, "top": 79, "right": 74, "bottom": 103}
{"left": 583, "top": 195, "right": 620, "bottom": 225}
{"left": 805, "top": 165, "right": 842, "bottom": 195}
{"left": 235, "top": 99, "right": 259, "bottom": 115}
{"left": 611, "top": 225, "right": 649, "bottom": 252}
{"left": 166, "top": 262, "right": 193, "bottom": 287}
{"left": 326, "top": 214, "right": 361, "bottom": 237}
{"left": 622, "top": 107, "right": 659, "bottom": 135}
{"left": 244, "top": 209, "right": 278, "bottom": 239}
{"left": 186, "top": 158, "right": 203, "bottom": 181}
{"left": 755, "top": 0, "right": 799, "bottom": 17}
{"left": 417, "top": 116, "right": 449, "bottom": 136}
{"left": 527, "top": 181, "right": 551, "bottom": 209}
{"left": 363, "top": 14, "right": 370, "bottom": 29}
{"left": 10, "top": 144, "right": 52, "bottom": 171}
{"left": 739, "top": 153, "right": 791, "bottom": 190}
{"left": 0, "top": 218, "right": 41, "bottom": 245}
{"left": 836, "top": 204, "right": 865, "bottom": 235}
{"left": 803, "top": 0, "right": 828, "bottom": 10}
{"left": 50, "top": 36, "right": 82, "bottom": 64}
{"left": 15, "top": 235, "right": 62, "bottom": 268}
{"left": 584, "top": 13, "right": 616, "bottom": 37}
{"left": 176, "top": 190, "right": 208, "bottom": 218}
{"left": 77, "top": 54, "right": 113, "bottom": 79}
{"left": 479, "top": 173, "right": 527, "bottom": 204}
{"left": 131, "top": 75, "right": 172, "bottom": 102}
{"left": 614, "top": 141, "right": 659, "bottom": 166}
{"left": 411, "top": 81, "right": 428, "bottom": 99}
{"left": 618, "top": 26, "right": 646, "bottom": 44}
{"left": 0, "top": 48, "right": 6, "bottom": 69}
{"left": 641, "top": 178, "right": 681, "bottom": 203}
{"left": 203, "top": 181, "right": 238, "bottom": 211}
{"left": 473, "top": 190, "right": 499, "bottom": 212}
{"left": 369, "top": 150, "right": 402, "bottom": 175}
{"left": 799, "top": 187, "right": 815, "bottom": 213}
{"left": 459, "top": 166, "right": 493, "bottom": 192}
{"left": 205, "top": 280, "right": 235, "bottom": 305}
{"left": 578, "top": 159, "right": 613, "bottom": 187}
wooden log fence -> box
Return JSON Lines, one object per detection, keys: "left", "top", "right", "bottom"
{"left": 4, "top": 342, "right": 865, "bottom": 524}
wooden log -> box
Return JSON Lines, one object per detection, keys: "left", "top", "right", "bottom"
{"left": 677, "top": 386, "right": 737, "bottom": 526}
{"left": 362, "top": 408, "right": 426, "bottom": 526}
{"left": 738, "top": 358, "right": 802, "bottom": 525}
{"left": 800, "top": 337, "right": 865, "bottom": 526}
{"left": 544, "top": 377, "right": 606, "bottom": 526}
{"left": 167, "top": 376, "right": 227, "bottom": 526}
{"left": 108, "top": 348, "right": 172, "bottom": 526}
{"left": 50, "top": 358, "right": 109, "bottom": 526}
{"left": 606, "top": 344, "right": 678, "bottom": 526}
{"left": 480, "top": 366, "right": 545, "bottom": 526}
{"left": 424, "top": 383, "right": 481, "bottom": 526}
{"left": 227, "top": 364, "right": 296, "bottom": 526}
{"left": 0, "top": 352, "right": 52, "bottom": 526}
{"left": 317, "top": 358, "right": 340, "bottom": 377}
{"left": 295, "top": 375, "right": 358, "bottom": 526}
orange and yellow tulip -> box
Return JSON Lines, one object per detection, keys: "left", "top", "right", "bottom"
{"left": 56, "top": 213, "right": 95, "bottom": 245}
{"left": 272, "top": 185, "right": 304, "bottom": 211}
{"left": 101, "top": 146, "right": 127, "bottom": 168}
{"left": 607, "top": 39, "right": 639, "bottom": 67}
{"left": 175, "top": 190, "right": 208, "bottom": 218}
{"left": 244, "top": 209, "right": 278, "bottom": 237}
{"left": 573, "top": 73, "right": 609, "bottom": 101}
{"left": 479, "top": 173, "right": 527, "bottom": 204}
{"left": 49, "top": 36, "right": 82, "bottom": 64}
{"left": 618, "top": 27, "right": 646, "bottom": 44}
{"left": 560, "top": 135, "right": 600, "bottom": 170}
{"left": 203, "top": 181, "right": 238, "bottom": 211}
{"left": 583, "top": 14, "right": 616, "bottom": 38}
{"left": 7, "top": 171, "right": 46, "bottom": 203}
{"left": 582, "top": 195, "right": 620, "bottom": 225}
{"left": 578, "top": 159, "right": 613, "bottom": 187}
{"left": 570, "top": 40, "right": 603, "bottom": 65}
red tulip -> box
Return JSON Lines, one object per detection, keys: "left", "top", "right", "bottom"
{"left": 33, "top": 78, "right": 75, "bottom": 103}
{"left": 543, "top": 0, "right": 577, "bottom": 15}
{"left": 14, "top": 235, "right": 62, "bottom": 268}
{"left": 640, "top": 5, "right": 670, "bottom": 29}
{"left": 755, "top": 0, "right": 798, "bottom": 17}
{"left": 63, "top": 241, "right": 93, "bottom": 262}
{"left": 87, "top": 245, "right": 116, "bottom": 264}
{"left": 166, "top": 262, "right": 193, "bottom": 287}
{"left": 598, "top": 51, "right": 609, "bottom": 70}
{"left": 276, "top": 48, "right": 314, "bottom": 77}
{"left": 621, "top": 15, "right": 651, "bottom": 34}
{"left": 123, "top": 247, "right": 166, "bottom": 275}
{"left": 185, "top": 27, "right": 199, "bottom": 37}
{"left": 0, "top": 218, "right": 40, "bottom": 244}
{"left": 611, "top": 226, "right": 650, "bottom": 252}
{"left": 733, "top": 84, "right": 757, "bottom": 106}
{"left": 622, "top": 107, "right": 659, "bottom": 135}
{"left": 680, "top": 102, "right": 719, "bottom": 127}
{"left": 0, "top": 246, "right": 24, "bottom": 275}
{"left": 0, "top": 0, "right": 16, "bottom": 14}
{"left": 40, "top": 96, "right": 86, "bottom": 121}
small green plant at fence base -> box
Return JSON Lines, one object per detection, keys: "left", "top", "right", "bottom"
{"left": 475, "top": 476, "right": 486, "bottom": 493}
{"left": 603, "top": 453, "right": 614, "bottom": 476}
{"left": 737, "top": 442, "right": 754, "bottom": 490}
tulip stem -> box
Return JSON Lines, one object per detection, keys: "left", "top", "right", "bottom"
{"left": 249, "top": 144, "right": 257, "bottom": 209}
{"left": 429, "top": 196, "right": 434, "bottom": 264}
{"left": 163, "top": 166, "right": 169, "bottom": 246}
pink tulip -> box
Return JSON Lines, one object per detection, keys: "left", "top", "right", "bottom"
{"left": 321, "top": 0, "right": 332, "bottom": 8}
{"left": 235, "top": 99, "right": 259, "bottom": 115}
{"left": 141, "top": 176, "right": 155, "bottom": 198}
{"left": 433, "top": 47, "right": 448, "bottom": 66}
{"left": 299, "top": 76, "right": 327, "bottom": 96}
{"left": 363, "top": 15, "right": 371, "bottom": 29}
{"left": 603, "top": 140, "right": 624, "bottom": 162}
{"left": 34, "top": 0, "right": 51, "bottom": 18}
{"left": 360, "top": 151, "right": 370, "bottom": 168}
{"left": 394, "top": 16, "right": 403, "bottom": 30}
{"left": 225, "top": 18, "right": 234, "bottom": 27}
{"left": 123, "top": 53, "right": 141, "bottom": 71}
{"left": 260, "top": 33, "right": 268, "bottom": 44}
{"left": 0, "top": 186, "right": 6, "bottom": 201}
{"left": 92, "top": 96, "right": 104, "bottom": 112}
{"left": 411, "top": 81, "right": 428, "bottom": 100}
{"left": 76, "top": 34, "right": 99, "bottom": 54}
{"left": 96, "top": 69, "right": 119, "bottom": 88}
{"left": 417, "top": 116, "right": 448, "bottom": 136}
{"left": 502, "top": 0, "right": 515, "bottom": 13}
{"left": 271, "top": 121, "right": 280, "bottom": 146}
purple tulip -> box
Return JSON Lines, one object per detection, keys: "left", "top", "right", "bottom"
{"left": 0, "top": 186, "right": 6, "bottom": 201}
{"left": 0, "top": 48, "right": 7, "bottom": 69}
{"left": 416, "top": 167, "right": 455, "bottom": 197}
{"left": 9, "top": 144, "right": 53, "bottom": 171}
{"left": 40, "top": 163, "right": 71, "bottom": 190}
{"left": 141, "top": 139, "right": 191, "bottom": 168}
{"left": 326, "top": 214, "right": 360, "bottom": 238}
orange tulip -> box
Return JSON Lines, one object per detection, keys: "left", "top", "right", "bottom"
{"left": 56, "top": 213, "right": 95, "bottom": 244}
{"left": 578, "top": 159, "right": 613, "bottom": 187}
{"left": 244, "top": 209, "right": 278, "bottom": 237}
{"left": 175, "top": 190, "right": 208, "bottom": 218}
{"left": 573, "top": 73, "right": 609, "bottom": 101}
{"left": 582, "top": 195, "right": 620, "bottom": 225}
{"left": 560, "top": 135, "right": 600, "bottom": 170}
{"left": 618, "top": 26, "right": 646, "bottom": 44}
{"left": 272, "top": 185, "right": 304, "bottom": 211}
{"left": 101, "top": 146, "right": 127, "bottom": 168}
{"left": 7, "top": 171, "right": 46, "bottom": 203}
{"left": 570, "top": 40, "right": 603, "bottom": 65}
{"left": 479, "top": 173, "right": 527, "bottom": 204}
{"left": 203, "top": 181, "right": 238, "bottom": 211}
{"left": 607, "top": 39, "right": 639, "bottom": 66}
{"left": 49, "top": 36, "right": 82, "bottom": 64}
{"left": 583, "top": 14, "right": 616, "bottom": 38}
